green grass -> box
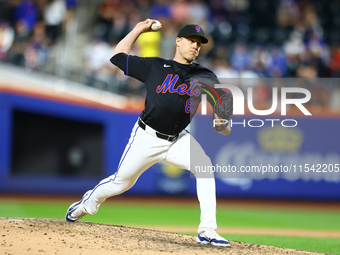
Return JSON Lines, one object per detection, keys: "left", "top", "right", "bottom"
{"left": 185, "top": 233, "right": 340, "bottom": 255}
{"left": 2, "top": 201, "right": 340, "bottom": 230}
{"left": 1, "top": 199, "right": 340, "bottom": 254}
{"left": 216, "top": 208, "right": 340, "bottom": 231}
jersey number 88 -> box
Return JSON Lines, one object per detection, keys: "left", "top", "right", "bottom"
{"left": 185, "top": 99, "right": 200, "bottom": 114}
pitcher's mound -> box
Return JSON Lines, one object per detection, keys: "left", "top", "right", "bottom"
{"left": 0, "top": 218, "right": 320, "bottom": 255}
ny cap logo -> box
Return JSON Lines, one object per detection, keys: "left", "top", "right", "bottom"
{"left": 195, "top": 26, "right": 201, "bottom": 33}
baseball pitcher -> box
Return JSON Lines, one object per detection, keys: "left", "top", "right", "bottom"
{"left": 66, "top": 19, "right": 232, "bottom": 247}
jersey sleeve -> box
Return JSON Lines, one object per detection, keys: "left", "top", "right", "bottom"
{"left": 196, "top": 70, "right": 227, "bottom": 107}
{"left": 110, "top": 53, "right": 156, "bottom": 83}
{"left": 205, "top": 83, "right": 226, "bottom": 107}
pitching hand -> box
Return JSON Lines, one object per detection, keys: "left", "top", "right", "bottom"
{"left": 135, "top": 19, "right": 162, "bottom": 34}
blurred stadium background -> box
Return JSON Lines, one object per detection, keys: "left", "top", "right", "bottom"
{"left": 1, "top": 0, "right": 340, "bottom": 200}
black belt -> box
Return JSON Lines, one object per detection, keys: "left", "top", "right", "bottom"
{"left": 138, "top": 118, "right": 179, "bottom": 142}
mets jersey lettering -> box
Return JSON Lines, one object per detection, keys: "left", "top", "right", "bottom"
{"left": 156, "top": 74, "right": 201, "bottom": 97}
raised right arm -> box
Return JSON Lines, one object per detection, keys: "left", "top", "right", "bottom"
{"left": 112, "top": 19, "right": 161, "bottom": 57}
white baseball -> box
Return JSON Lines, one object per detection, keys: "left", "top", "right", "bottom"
{"left": 151, "top": 20, "right": 161, "bottom": 31}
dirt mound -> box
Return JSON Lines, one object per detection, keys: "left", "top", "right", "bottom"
{"left": 0, "top": 218, "right": 322, "bottom": 255}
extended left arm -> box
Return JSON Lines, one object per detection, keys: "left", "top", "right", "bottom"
{"left": 198, "top": 77, "right": 233, "bottom": 136}
{"left": 212, "top": 92, "right": 233, "bottom": 135}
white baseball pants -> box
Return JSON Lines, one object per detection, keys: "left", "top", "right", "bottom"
{"left": 81, "top": 120, "right": 217, "bottom": 233}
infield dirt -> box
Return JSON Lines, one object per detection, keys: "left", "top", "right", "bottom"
{"left": 1, "top": 217, "right": 324, "bottom": 255}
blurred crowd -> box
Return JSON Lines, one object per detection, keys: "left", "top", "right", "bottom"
{"left": 0, "top": 0, "right": 76, "bottom": 69}
{"left": 1, "top": 0, "right": 340, "bottom": 108}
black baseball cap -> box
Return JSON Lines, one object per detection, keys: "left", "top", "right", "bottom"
{"left": 177, "top": 24, "right": 208, "bottom": 44}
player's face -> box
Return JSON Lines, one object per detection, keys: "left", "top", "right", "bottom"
{"left": 177, "top": 36, "right": 202, "bottom": 63}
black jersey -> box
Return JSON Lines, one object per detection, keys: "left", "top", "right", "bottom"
{"left": 111, "top": 53, "right": 222, "bottom": 135}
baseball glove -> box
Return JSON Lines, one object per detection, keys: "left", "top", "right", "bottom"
{"left": 214, "top": 93, "right": 233, "bottom": 119}
{"left": 213, "top": 93, "right": 233, "bottom": 131}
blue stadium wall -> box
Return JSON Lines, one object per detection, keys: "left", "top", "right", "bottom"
{"left": 1, "top": 91, "right": 340, "bottom": 200}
